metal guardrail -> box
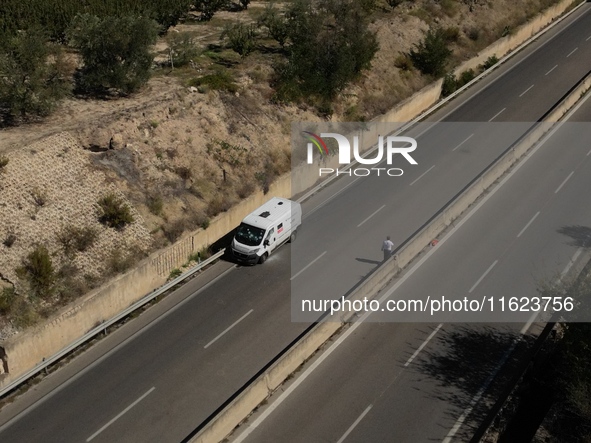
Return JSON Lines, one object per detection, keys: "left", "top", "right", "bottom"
{"left": 0, "top": 249, "right": 225, "bottom": 398}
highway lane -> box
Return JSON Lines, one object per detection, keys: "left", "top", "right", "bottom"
{"left": 0, "top": 254, "right": 300, "bottom": 443}
{"left": 231, "top": 94, "right": 591, "bottom": 443}
{"left": 290, "top": 5, "right": 591, "bottom": 320}
{"left": 1, "top": 4, "right": 591, "bottom": 442}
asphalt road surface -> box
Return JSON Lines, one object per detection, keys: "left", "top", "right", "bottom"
{"left": 0, "top": 4, "right": 590, "bottom": 443}
{"left": 231, "top": 89, "right": 591, "bottom": 443}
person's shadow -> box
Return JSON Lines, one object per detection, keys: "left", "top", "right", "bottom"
{"left": 355, "top": 257, "right": 381, "bottom": 265}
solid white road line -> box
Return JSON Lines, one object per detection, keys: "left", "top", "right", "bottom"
{"left": 336, "top": 405, "right": 373, "bottom": 443}
{"left": 517, "top": 211, "right": 540, "bottom": 238}
{"left": 204, "top": 310, "right": 254, "bottom": 349}
{"left": 468, "top": 260, "right": 498, "bottom": 293}
{"left": 404, "top": 324, "right": 443, "bottom": 367}
{"left": 357, "top": 205, "right": 386, "bottom": 228}
{"left": 290, "top": 251, "right": 327, "bottom": 281}
{"left": 409, "top": 165, "right": 435, "bottom": 186}
{"left": 567, "top": 47, "right": 578, "bottom": 57}
{"left": 520, "top": 246, "right": 584, "bottom": 334}
{"left": 488, "top": 108, "right": 506, "bottom": 122}
{"left": 86, "top": 387, "right": 155, "bottom": 442}
{"left": 519, "top": 85, "right": 534, "bottom": 97}
{"left": 554, "top": 171, "right": 574, "bottom": 194}
{"left": 545, "top": 64, "right": 558, "bottom": 75}
{"left": 442, "top": 341, "right": 518, "bottom": 443}
{"left": 452, "top": 134, "right": 474, "bottom": 151}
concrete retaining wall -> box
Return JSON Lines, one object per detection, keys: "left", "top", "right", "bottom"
{"left": 0, "top": 173, "right": 292, "bottom": 389}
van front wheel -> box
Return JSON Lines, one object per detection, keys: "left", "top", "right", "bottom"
{"left": 259, "top": 252, "right": 268, "bottom": 264}
{"left": 289, "top": 230, "right": 297, "bottom": 243}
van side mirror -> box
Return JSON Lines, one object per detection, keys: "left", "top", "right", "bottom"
{"left": 264, "top": 239, "right": 269, "bottom": 247}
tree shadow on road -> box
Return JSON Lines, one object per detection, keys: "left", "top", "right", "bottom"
{"left": 557, "top": 225, "right": 591, "bottom": 248}
{"left": 407, "top": 325, "right": 535, "bottom": 441}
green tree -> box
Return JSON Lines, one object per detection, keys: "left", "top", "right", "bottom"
{"left": 68, "top": 14, "right": 159, "bottom": 96}
{"left": 275, "top": 0, "right": 378, "bottom": 104}
{"left": 409, "top": 27, "right": 452, "bottom": 77}
{"left": 0, "top": 28, "right": 69, "bottom": 125}
{"left": 16, "top": 245, "right": 56, "bottom": 300}
{"left": 221, "top": 22, "right": 258, "bottom": 59}
{"left": 258, "top": 3, "right": 289, "bottom": 47}
{"left": 195, "top": 0, "right": 229, "bottom": 21}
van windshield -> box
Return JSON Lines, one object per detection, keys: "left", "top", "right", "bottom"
{"left": 235, "top": 223, "right": 265, "bottom": 247}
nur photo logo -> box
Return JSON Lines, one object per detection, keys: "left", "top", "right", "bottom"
{"left": 303, "top": 131, "right": 418, "bottom": 177}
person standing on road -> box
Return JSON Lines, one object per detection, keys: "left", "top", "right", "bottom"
{"left": 381, "top": 236, "right": 394, "bottom": 261}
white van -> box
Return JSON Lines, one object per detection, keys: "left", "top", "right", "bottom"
{"left": 231, "top": 197, "right": 302, "bottom": 264}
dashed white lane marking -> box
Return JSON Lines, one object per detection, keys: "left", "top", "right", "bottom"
{"left": 404, "top": 324, "right": 443, "bottom": 367}
{"left": 545, "top": 64, "right": 558, "bottom": 75}
{"left": 409, "top": 165, "right": 435, "bottom": 186}
{"left": 358, "top": 205, "right": 386, "bottom": 228}
{"left": 488, "top": 108, "right": 506, "bottom": 122}
{"left": 204, "top": 309, "right": 254, "bottom": 349}
{"left": 554, "top": 171, "right": 574, "bottom": 194}
{"left": 87, "top": 387, "right": 155, "bottom": 442}
{"left": 517, "top": 211, "right": 540, "bottom": 238}
{"left": 519, "top": 85, "right": 534, "bottom": 97}
{"left": 469, "top": 260, "right": 498, "bottom": 293}
{"left": 336, "top": 405, "right": 373, "bottom": 443}
{"left": 290, "top": 251, "right": 327, "bottom": 280}
{"left": 567, "top": 47, "right": 578, "bottom": 57}
{"left": 452, "top": 134, "right": 474, "bottom": 152}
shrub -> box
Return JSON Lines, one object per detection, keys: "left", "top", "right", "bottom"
{"left": 16, "top": 245, "right": 56, "bottom": 300}
{"left": 3, "top": 230, "right": 17, "bottom": 248}
{"left": 409, "top": 27, "right": 452, "bottom": 77}
{"left": 188, "top": 70, "right": 238, "bottom": 93}
{"left": 147, "top": 194, "right": 164, "bottom": 216}
{"left": 0, "top": 28, "right": 70, "bottom": 126}
{"left": 394, "top": 53, "right": 413, "bottom": 71}
{"left": 58, "top": 225, "right": 99, "bottom": 255}
{"left": 459, "top": 68, "right": 476, "bottom": 85}
{"left": 441, "top": 72, "right": 457, "bottom": 97}
{"left": 68, "top": 14, "right": 159, "bottom": 96}
{"left": 175, "top": 166, "right": 192, "bottom": 180}
{"left": 221, "top": 22, "right": 258, "bottom": 59}
{"left": 0, "top": 155, "right": 8, "bottom": 170}
{"left": 479, "top": 55, "right": 499, "bottom": 72}
{"left": 442, "top": 26, "right": 460, "bottom": 42}
{"left": 0, "top": 286, "right": 16, "bottom": 315}
{"left": 97, "top": 193, "right": 134, "bottom": 229}
{"left": 189, "top": 245, "right": 212, "bottom": 262}
{"left": 31, "top": 187, "right": 47, "bottom": 206}
{"left": 168, "top": 268, "right": 182, "bottom": 280}
{"left": 467, "top": 27, "right": 480, "bottom": 41}
{"left": 107, "top": 249, "right": 136, "bottom": 274}
{"left": 206, "top": 139, "right": 247, "bottom": 176}
{"left": 168, "top": 31, "right": 200, "bottom": 68}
